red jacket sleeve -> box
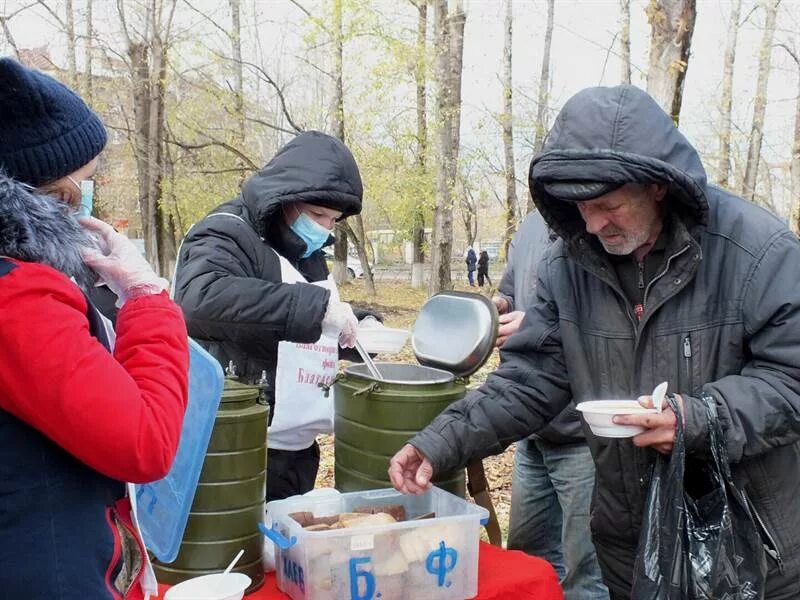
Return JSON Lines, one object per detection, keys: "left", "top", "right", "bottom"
{"left": 0, "top": 260, "right": 189, "bottom": 483}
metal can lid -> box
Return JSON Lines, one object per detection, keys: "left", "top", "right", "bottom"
{"left": 221, "top": 377, "right": 260, "bottom": 404}
{"left": 411, "top": 291, "right": 498, "bottom": 378}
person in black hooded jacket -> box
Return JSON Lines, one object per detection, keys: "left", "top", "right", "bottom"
{"left": 174, "top": 131, "right": 377, "bottom": 501}
{"left": 390, "top": 86, "right": 800, "bottom": 599}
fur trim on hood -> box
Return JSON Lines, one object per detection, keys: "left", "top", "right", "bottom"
{"left": 0, "top": 174, "right": 97, "bottom": 290}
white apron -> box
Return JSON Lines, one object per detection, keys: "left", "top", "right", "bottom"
{"left": 269, "top": 253, "right": 339, "bottom": 451}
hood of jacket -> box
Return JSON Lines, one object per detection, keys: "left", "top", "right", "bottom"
{"left": 0, "top": 173, "right": 96, "bottom": 290}
{"left": 529, "top": 85, "right": 708, "bottom": 253}
{"left": 240, "top": 130, "right": 363, "bottom": 240}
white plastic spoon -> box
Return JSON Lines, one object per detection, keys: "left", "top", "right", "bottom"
{"left": 221, "top": 549, "right": 244, "bottom": 576}
{"left": 652, "top": 381, "right": 668, "bottom": 414}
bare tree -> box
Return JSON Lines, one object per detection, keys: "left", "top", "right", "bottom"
{"left": 82, "top": 0, "right": 94, "bottom": 105}
{"left": 645, "top": 0, "right": 697, "bottom": 124}
{"left": 780, "top": 43, "right": 800, "bottom": 232}
{"left": 428, "top": 0, "right": 466, "bottom": 295}
{"left": 229, "top": 0, "right": 246, "bottom": 147}
{"left": 793, "top": 72, "right": 800, "bottom": 233}
{"left": 742, "top": 0, "right": 781, "bottom": 202}
{"left": 411, "top": 0, "right": 428, "bottom": 289}
{"left": 329, "top": 0, "right": 376, "bottom": 294}
{"left": 501, "top": 0, "right": 517, "bottom": 255}
{"left": 716, "top": 0, "right": 742, "bottom": 188}
{"left": 0, "top": 2, "right": 34, "bottom": 58}
{"left": 527, "top": 0, "right": 554, "bottom": 214}
{"left": 35, "top": 0, "right": 78, "bottom": 88}
{"left": 330, "top": 0, "right": 350, "bottom": 286}
{"left": 620, "top": 0, "right": 631, "bottom": 84}
{"left": 118, "top": 0, "right": 179, "bottom": 275}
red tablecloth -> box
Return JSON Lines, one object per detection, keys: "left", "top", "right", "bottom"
{"left": 155, "top": 542, "right": 563, "bottom": 599}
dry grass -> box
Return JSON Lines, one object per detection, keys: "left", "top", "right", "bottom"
{"left": 314, "top": 278, "right": 516, "bottom": 542}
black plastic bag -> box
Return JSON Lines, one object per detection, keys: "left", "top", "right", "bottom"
{"left": 631, "top": 395, "right": 767, "bottom": 599}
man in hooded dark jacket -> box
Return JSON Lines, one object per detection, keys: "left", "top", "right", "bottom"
{"left": 174, "top": 131, "right": 377, "bottom": 501}
{"left": 389, "top": 85, "right": 800, "bottom": 599}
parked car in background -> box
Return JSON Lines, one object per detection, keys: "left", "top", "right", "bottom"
{"left": 322, "top": 248, "right": 364, "bottom": 280}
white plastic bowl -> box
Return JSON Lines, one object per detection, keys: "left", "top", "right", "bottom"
{"left": 576, "top": 400, "right": 658, "bottom": 438}
{"left": 164, "top": 572, "right": 251, "bottom": 600}
{"left": 356, "top": 326, "right": 409, "bottom": 354}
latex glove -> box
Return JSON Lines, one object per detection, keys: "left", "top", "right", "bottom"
{"left": 322, "top": 299, "right": 358, "bottom": 348}
{"left": 79, "top": 217, "right": 168, "bottom": 305}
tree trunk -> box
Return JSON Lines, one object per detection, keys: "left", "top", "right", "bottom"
{"left": 429, "top": 0, "right": 454, "bottom": 296}
{"left": 0, "top": 16, "right": 21, "bottom": 57}
{"left": 784, "top": 48, "right": 800, "bottom": 233}
{"left": 742, "top": 0, "right": 781, "bottom": 202}
{"left": 501, "top": 0, "right": 517, "bottom": 258}
{"left": 330, "top": 0, "right": 350, "bottom": 286}
{"left": 527, "top": 0, "right": 554, "bottom": 214}
{"left": 129, "top": 41, "right": 157, "bottom": 265}
{"left": 345, "top": 217, "right": 376, "bottom": 296}
{"left": 82, "top": 0, "right": 93, "bottom": 105}
{"left": 120, "top": 0, "right": 177, "bottom": 275}
{"left": 793, "top": 71, "right": 800, "bottom": 233}
{"left": 229, "top": 0, "right": 246, "bottom": 173}
{"left": 65, "top": 0, "right": 77, "bottom": 89}
{"left": 717, "top": 0, "right": 741, "bottom": 188}
{"left": 645, "top": 0, "right": 697, "bottom": 124}
{"left": 411, "top": 0, "right": 428, "bottom": 289}
{"left": 620, "top": 0, "right": 632, "bottom": 84}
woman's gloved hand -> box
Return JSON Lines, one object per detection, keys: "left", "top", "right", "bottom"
{"left": 79, "top": 217, "right": 169, "bottom": 305}
{"left": 322, "top": 299, "right": 359, "bottom": 348}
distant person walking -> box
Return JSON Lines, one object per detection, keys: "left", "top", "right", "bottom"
{"left": 477, "top": 250, "right": 492, "bottom": 287}
{"left": 466, "top": 247, "right": 477, "bottom": 286}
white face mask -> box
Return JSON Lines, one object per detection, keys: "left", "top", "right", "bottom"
{"left": 291, "top": 212, "right": 334, "bottom": 258}
{"left": 66, "top": 175, "right": 94, "bottom": 218}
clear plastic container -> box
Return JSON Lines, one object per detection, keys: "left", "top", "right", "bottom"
{"left": 134, "top": 339, "right": 225, "bottom": 562}
{"left": 263, "top": 487, "right": 488, "bottom": 600}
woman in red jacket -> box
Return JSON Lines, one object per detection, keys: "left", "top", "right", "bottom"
{"left": 0, "top": 180, "right": 189, "bottom": 599}
{"left": 0, "top": 57, "right": 189, "bottom": 599}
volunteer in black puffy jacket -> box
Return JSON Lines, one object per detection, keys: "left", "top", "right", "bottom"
{"left": 175, "top": 131, "right": 376, "bottom": 501}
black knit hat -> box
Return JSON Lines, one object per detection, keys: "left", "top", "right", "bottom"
{"left": 0, "top": 58, "right": 107, "bottom": 187}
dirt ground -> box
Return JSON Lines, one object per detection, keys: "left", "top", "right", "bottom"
{"left": 314, "top": 278, "right": 516, "bottom": 542}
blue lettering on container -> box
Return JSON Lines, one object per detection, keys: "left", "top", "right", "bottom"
{"left": 425, "top": 541, "right": 458, "bottom": 587}
{"left": 349, "top": 556, "right": 377, "bottom": 600}
{"left": 282, "top": 555, "right": 305, "bottom": 593}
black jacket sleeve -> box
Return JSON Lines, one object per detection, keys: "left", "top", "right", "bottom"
{"left": 173, "top": 214, "right": 331, "bottom": 350}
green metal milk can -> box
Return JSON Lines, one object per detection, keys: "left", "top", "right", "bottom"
{"left": 334, "top": 291, "right": 498, "bottom": 496}
{"left": 153, "top": 376, "right": 268, "bottom": 592}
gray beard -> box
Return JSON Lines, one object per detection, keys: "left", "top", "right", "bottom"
{"left": 0, "top": 174, "right": 98, "bottom": 291}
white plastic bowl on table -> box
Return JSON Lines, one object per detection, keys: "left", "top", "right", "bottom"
{"left": 356, "top": 325, "right": 409, "bottom": 354}
{"left": 163, "top": 572, "right": 251, "bottom": 600}
{"left": 576, "top": 400, "right": 658, "bottom": 438}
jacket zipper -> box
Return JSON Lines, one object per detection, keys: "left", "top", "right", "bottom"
{"left": 683, "top": 335, "right": 693, "bottom": 393}
{"left": 743, "top": 489, "right": 785, "bottom": 573}
{"left": 637, "top": 260, "right": 645, "bottom": 290}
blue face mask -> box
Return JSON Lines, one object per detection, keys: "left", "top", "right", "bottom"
{"left": 290, "top": 212, "right": 334, "bottom": 258}
{"left": 68, "top": 176, "right": 94, "bottom": 218}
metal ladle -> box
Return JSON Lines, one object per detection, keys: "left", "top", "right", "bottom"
{"left": 354, "top": 339, "right": 384, "bottom": 381}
